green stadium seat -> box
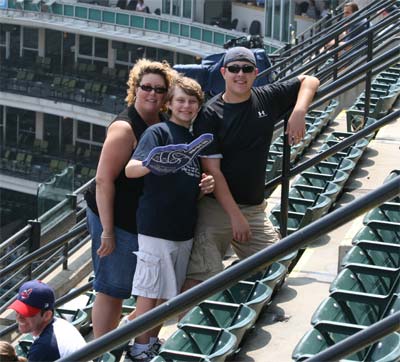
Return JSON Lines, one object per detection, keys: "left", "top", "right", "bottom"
{"left": 352, "top": 221, "right": 400, "bottom": 245}
{"left": 311, "top": 291, "right": 399, "bottom": 327}
{"left": 207, "top": 281, "right": 273, "bottom": 319}
{"left": 55, "top": 307, "right": 89, "bottom": 332}
{"left": 342, "top": 241, "right": 400, "bottom": 269}
{"left": 246, "top": 262, "right": 287, "bottom": 292}
{"left": 363, "top": 202, "right": 400, "bottom": 224}
{"left": 329, "top": 264, "right": 400, "bottom": 297}
{"left": 292, "top": 322, "right": 400, "bottom": 362}
{"left": 159, "top": 324, "right": 236, "bottom": 362}
{"left": 178, "top": 301, "right": 256, "bottom": 349}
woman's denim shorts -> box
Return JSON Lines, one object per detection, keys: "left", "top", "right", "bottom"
{"left": 86, "top": 207, "right": 138, "bottom": 299}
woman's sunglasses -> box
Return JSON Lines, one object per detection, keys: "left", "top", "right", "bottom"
{"left": 226, "top": 64, "right": 256, "bottom": 74}
{"left": 139, "top": 84, "right": 168, "bottom": 94}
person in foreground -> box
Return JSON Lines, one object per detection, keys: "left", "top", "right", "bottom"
{"left": 7, "top": 280, "right": 86, "bottom": 362}
{"left": 84, "top": 59, "right": 177, "bottom": 338}
{"left": 0, "top": 341, "right": 27, "bottom": 362}
{"left": 183, "top": 46, "right": 320, "bottom": 288}
{"left": 124, "top": 76, "right": 214, "bottom": 361}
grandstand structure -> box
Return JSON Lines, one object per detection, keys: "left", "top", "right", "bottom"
{"left": 0, "top": 0, "right": 399, "bottom": 361}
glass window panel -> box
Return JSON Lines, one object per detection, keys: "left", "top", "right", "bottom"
{"left": 0, "top": 25, "right": 5, "bottom": 45}
{"left": 158, "top": 49, "right": 173, "bottom": 64}
{"left": 44, "top": 114, "right": 60, "bottom": 155}
{"left": 61, "top": 117, "right": 73, "bottom": 146}
{"left": 146, "top": 46, "right": 157, "bottom": 61}
{"left": 92, "top": 124, "right": 106, "bottom": 143}
{"left": 77, "top": 121, "right": 90, "bottom": 140}
{"left": 182, "top": 0, "right": 191, "bottom": 18}
{"left": 23, "top": 27, "right": 38, "bottom": 49}
{"left": 172, "top": 0, "right": 180, "bottom": 16}
{"left": 63, "top": 32, "right": 75, "bottom": 71}
{"left": 94, "top": 37, "right": 108, "bottom": 59}
{"left": 45, "top": 29, "right": 62, "bottom": 68}
{"left": 22, "top": 49, "right": 38, "bottom": 63}
{"left": 162, "top": 0, "right": 171, "bottom": 14}
{"left": 5, "top": 108, "right": 18, "bottom": 146}
{"left": 79, "top": 35, "right": 93, "bottom": 56}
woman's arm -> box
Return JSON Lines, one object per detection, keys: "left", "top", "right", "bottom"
{"left": 95, "top": 121, "right": 136, "bottom": 257}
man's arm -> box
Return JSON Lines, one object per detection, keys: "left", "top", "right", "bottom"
{"left": 286, "top": 75, "right": 320, "bottom": 144}
{"left": 201, "top": 158, "right": 252, "bottom": 242}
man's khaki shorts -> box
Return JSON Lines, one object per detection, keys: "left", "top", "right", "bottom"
{"left": 186, "top": 197, "right": 279, "bottom": 281}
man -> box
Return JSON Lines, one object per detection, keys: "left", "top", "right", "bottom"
{"left": 8, "top": 280, "right": 86, "bottom": 362}
{"left": 184, "top": 46, "right": 319, "bottom": 288}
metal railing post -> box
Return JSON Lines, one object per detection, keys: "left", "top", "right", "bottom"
{"left": 280, "top": 118, "right": 290, "bottom": 237}
{"left": 28, "top": 219, "right": 41, "bottom": 279}
{"left": 363, "top": 30, "right": 374, "bottom": 126}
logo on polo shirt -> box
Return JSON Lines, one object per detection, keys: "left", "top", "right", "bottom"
{"left": 258, "top": 110, "right": 268, "bottom": 118}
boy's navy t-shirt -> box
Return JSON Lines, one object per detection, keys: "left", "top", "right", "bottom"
{"left": 133, "top": 121, "right": 201, "bottom": 241}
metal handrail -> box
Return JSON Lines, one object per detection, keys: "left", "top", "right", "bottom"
{"left": 0, "top": 223, "right": 87, "bottom": 278}
{"left": 258, "top": 0, "right": 397, "bottom": 80}
{"left": 277, "top": 12, "right": 400, "bottom": 82}
{"left": 306, "top": 312, "right": 400, "bottom": 362}
{"left": 57, "top": 176, "right": 400, "bottom": 362}
{"left": 280, "top": 0, "right": 393, "bottom": 58}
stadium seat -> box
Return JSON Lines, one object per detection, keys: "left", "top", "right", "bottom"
{"left": 207, "top": 281, "right": 273, "bottom": 319}
{"left": 311, "top": 291, "right": 399, "bottom": 327}
{"left": 342, "top": 241, "right": 400, "bottom": 269}
{"left": 246, "top": 262, "right": 287, "bottom": 293}
{"left": 178, "top": 301, "right": 256, "bottom": 349}
{"left": 292, "top": 322, "right": 400, "bottom": 361}
{"left": 55, "top": 307, "right": 89, "bottom": 332}
{"left": 329, "top": 264, "right": 400, "bottom": 297}
{"left": 352, "top": 221, "right": 400, "bottom": 245}
{"left": 363, "top": 202, "right": 400, "bottom": 224}
{"left": 159, "top": 324, "right": 236, "bottom": 362}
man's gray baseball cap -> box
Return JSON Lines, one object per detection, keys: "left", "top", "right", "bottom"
{"left": 223, "top": 47, "right": 256, "bottom": 67}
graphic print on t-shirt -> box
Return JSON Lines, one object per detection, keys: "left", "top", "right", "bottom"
{"left": 142, "top": 133, "right": 213, "bottom": 176}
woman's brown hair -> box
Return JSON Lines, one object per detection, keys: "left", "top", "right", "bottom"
{"left": 125, "top": 59, "right": 177, "bottom": 112}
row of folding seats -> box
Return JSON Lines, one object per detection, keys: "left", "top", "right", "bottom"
{"left": 346, "top": 63, "right": 400, "bottom": 131}
{"left": 266, "top": 99, "right": 338, "bottom": 182}
{"left": 292, "top": 170, "right": 400, "bottom": 361}
{"left": 269, "top": 126, "right": 370, "bottom": 236}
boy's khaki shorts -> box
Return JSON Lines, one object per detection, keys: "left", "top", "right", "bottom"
{"left": 186, "top": 197, "right": 279, "bottom": 281}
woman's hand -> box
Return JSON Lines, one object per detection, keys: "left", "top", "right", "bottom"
{"left": 199, "top": 173, "right": 215, "bottom": 194}
{"left": 97, "top": 232, "right": 116, "bottom": 257}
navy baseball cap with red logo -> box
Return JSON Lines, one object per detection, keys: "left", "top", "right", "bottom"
{"left": 8, "top": 280, "right": 55, "bottom": 317}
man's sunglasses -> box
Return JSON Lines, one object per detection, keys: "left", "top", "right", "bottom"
{"left": 226, "top": 64, "right": 256, "bottom": 74}
{"left": 139, "top": 84, "right": 168, "bottom": 94}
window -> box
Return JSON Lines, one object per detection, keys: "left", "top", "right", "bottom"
{"left": 162, "top": 0, "right": 171, "bottom": 14}
{"left": 94, "top": 37, "right": 108, "bottom": 58}
{"left": 172, "top": 0, "right": 181, "bottom": 16}
{"left": 79, "top": 35, "right": 92, "bottom": 56}
{"left": 77, "top": 121, "right": 90, "bottom": 140}
{"left": 23, "top": 27, "right": 38, "bottom": 49}
{"left": 92, "top": 124, "right": 105, "bottom": 143}
{"left": 182, "top": 0, "right": 191, "bottom": 18}
{"left": 44, "top": 114, "right": 61, "bottom": 155}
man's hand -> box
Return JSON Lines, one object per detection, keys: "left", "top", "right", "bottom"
{"left": 286, "top": 108, "right": 306, "bottom": 145}
{"left": 97, "top": 232, "right": 116, "bottom": 257}
{"left": 231, "top": 212, "right": 252, "bottom": 242}
{"left": 199, "top": 173, "right": 215, "bottom": 194}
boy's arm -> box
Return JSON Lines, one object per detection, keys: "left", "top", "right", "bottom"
{"left": 125, "top": 159, "right": 150, "bottom": 178}
{"left": 201, "top": 158, "right": 252, "bottom": 242}
{"left": 286, "top": 75, "right": 320, "bottom": 144}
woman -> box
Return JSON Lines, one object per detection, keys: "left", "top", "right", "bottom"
{"left": 85, "top": 59, "right": 177, "bottom": 338}
{"left": 0, "top": 341, "right": 27, "bottom": 362}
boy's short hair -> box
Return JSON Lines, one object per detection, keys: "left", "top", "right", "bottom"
{"left": 168, "top": 76, "right": 204, "bottom": 105}
{"left": 344, "top": 2, "right": 359, "bottom": 13}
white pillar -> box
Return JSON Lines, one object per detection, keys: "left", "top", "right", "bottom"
{"left": 38, "top": 28, "right": 45, "bottom": 57}
{"left": 108, "top": 39, "right": 116, "bottom": 68}
{"left": 35, "top": 112, "right": 44, "bottom": 140}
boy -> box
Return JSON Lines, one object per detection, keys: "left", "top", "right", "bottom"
{"left": 124, "top": 76, "right": 213, "bottom": 361}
